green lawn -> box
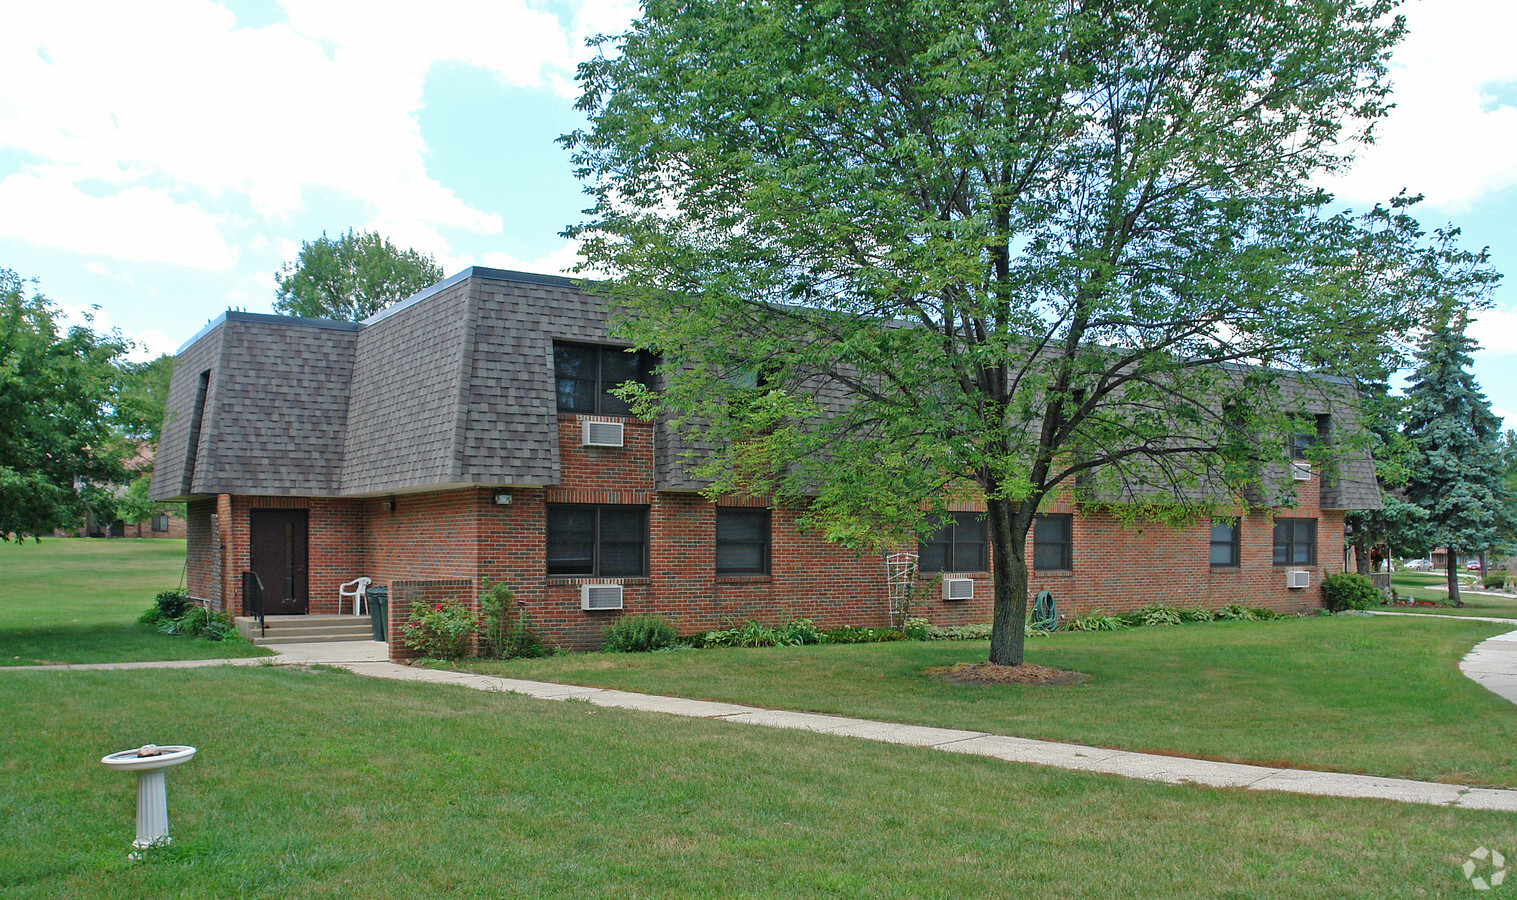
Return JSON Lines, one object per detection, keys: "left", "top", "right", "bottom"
{"left": 1389, "top": 571, "right": 1517, "bottom": 618}
{"left": 447, "top": 616, "right": 1517, "bottom": 788}
{"left": 0, "top": 538, "right": 268, "bottom": 665}
{"left": 2, "top": 666, "right": 1514, "bottom": 899}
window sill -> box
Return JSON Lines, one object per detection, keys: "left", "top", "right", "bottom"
{"left": 546, "top": 576, "right": 650, "bottom": 586}
{"left": 1032, "top": 569, "right": 1073, "bottom": 577}
{"left": 918, "top": 572, "right": 989, "bottom": 578}
{"left": 715, "top": 574, "right": 771, "bottom": 584}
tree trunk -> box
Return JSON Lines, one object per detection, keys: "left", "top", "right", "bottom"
{"left": 1447, "top": 551, "right": 1463, "bottom": 607}
{"left": 1352, "top": 537, "right": 1371, "bottom": 576}
{"left": 985, "top": 497, "right": 1031, "bottom": 666}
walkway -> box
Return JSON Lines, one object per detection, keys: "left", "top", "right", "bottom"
{"left": 11, "top": 628, "right": 1517, "bottom": 812}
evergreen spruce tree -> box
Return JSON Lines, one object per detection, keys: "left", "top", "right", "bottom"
{"left": 1402, "top": 311, "right": 1512, "bottom": 604}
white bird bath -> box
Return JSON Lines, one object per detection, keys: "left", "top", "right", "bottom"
{"left": 100, "top": 744, "right": 197, "bottom": 857}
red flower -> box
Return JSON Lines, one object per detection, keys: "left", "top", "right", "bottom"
{"left": 433, "top": 603, "right": 444, "bottom": 611}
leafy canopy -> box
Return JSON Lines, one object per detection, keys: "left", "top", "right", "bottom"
{"left": 566, "top": 0, "right": 1496, "bottom": 664}
{"left": 273, "top": 229, "right": 444, "bottom": 322}
{"left": 0, "top": 269, "right": 132, "bottom": 540}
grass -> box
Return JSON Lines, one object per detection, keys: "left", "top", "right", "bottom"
{"left": 447, "top": 616, "right": 1517, "bottom": 788}
{"left": 1389, "top": 571, "right": 1517, "bottom": 619}
{"left": 0, "top": 538, "right": 268, "bottom": 666}
{"left": 3, "top": 665, "right": 1516, "bottom": 899}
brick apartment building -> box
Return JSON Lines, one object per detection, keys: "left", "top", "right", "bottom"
{"left": 151, "top": 267, "right": 1380, "bottom": 653}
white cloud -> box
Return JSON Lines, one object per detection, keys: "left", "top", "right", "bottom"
{"left": 1471, "top": 304, "right": 1517, "bottom": 355}
{"left": 84, "top": 261, "right": 134, "bottom": 283}
{"left": 0, "top": 172, "right": 234, "bottom": 268}
{"left": 1326, "top": 0, "right": 1517, "bottom": 210}
{"left": 0, "top": 0, "right": 616, "bottom": 267}
{"left": 479, "top": 240, "right": 598, "bottom": 278}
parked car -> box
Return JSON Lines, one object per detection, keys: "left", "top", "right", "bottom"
{"left": 1403, "top": 559, "right": 1432, "bottom": 570}
{"left": 1467, "top": 560, "right": 1484, "bottom": 571}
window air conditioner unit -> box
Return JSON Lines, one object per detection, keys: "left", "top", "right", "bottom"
{"left": 582, "top": 420, "right": 624, "bottom": 448}
{"left": 1286, "top": 569, "right": 1311, "bottom": 589}
{"left": 581, "top": 584, "right": 624, "bottom": 611}
{"left": 1291, "top": 460, "right": 1312, "bottom": 481}
{"left": 942, "top": 577, "right": 975, "bottom": 601}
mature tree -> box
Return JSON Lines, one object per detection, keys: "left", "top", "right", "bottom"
{"left": 1402, "top": 312, "right": 1512, "bottom": 604}
{"left": 0, "top": 269, "right": 131, "bottom": 540}
{"left": 567, "top": 0, "right": 1495, "bottom": 664}
{"left": 1344, "top": 379, "right": 1425, "bottom": 573}
{"left": 113, "top": 354, "right": 175, "bottom": 445}
{"left": 108, "top": 354, "right": 183, "bottom": 529}
{"left": 273, "top": 229, "right": 444, "bottom": 322}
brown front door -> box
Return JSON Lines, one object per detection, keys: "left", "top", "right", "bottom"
{"left": 249, "top": 509, "right": 309, "bottom": 615}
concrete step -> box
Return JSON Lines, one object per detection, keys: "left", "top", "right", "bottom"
{"left": 234, "top": 615, "right": 382, "bottom": 645}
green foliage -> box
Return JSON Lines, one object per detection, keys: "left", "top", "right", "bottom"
{"left": 901, "top": 617, "right": 932, "bottom": 641}
{"left": 602, "top": 615, "right": 679, "bottom": 653}
{"left": 476, "top": 579, "right": 548, "bottom": 659}
{"left": 1402, "top": 312, "right": 1515, "bottom": 605}
{"left": 1069, "top": 611, "right": 1127, "bottom": 632}
{"left": 1322, "top": 572, "right": 1384, "bottom": 612}
{"left": 273, "top": 229, "right": 444, "bottom": 322}
{"left": 1179, "top": 606, "right": 1216, "bottom": 623}
{"left": 1, "top": 269, "right": 132, "bottom": 539}
{"left": 151, "top": 602, "right": 240, "bottom": 642}
{"left": 155, "top": 588, "right": 192, "bottom": 619}
{"left": 1216, "top": 604, "right": 1257, "bottom": 621}
{"left": 773, "top": 618, "right": 825, "bottom": 646}
{"left": 566, "top": 0, "right": 1486, "bottom": 667}
{"left": 112, "top": 354, "right": 176, "bottom": 444}
{"left": 401, "top": 598, "right": 478, "bottom": 659}
{"left": 1485, "top": 571, "right": 1508, "bottom": 590}
{"left": 1136, "top": 603, "right": 1182, "bottom": 627}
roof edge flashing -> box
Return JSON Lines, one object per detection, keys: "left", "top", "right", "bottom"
{"left": 361, "top": 266, "right": 607, "bottom": 327}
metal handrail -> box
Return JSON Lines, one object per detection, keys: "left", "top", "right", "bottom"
{"left": 241, "top": 571, "right": 266, "bottom": 638}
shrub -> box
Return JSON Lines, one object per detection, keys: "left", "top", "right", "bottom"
{"left": 901, "top": 617, "right": 932, "bottom": 641}
{"left": 155, "top": 589, "right": 192, "bottom": 619}
{"left": 602, "top": 615, "right": 678, "bottom": 653}
{"left": 1321, "top": 572, "right": 1382, "bottom": 612}
{"left": 773, "top": 618, "right": 824, "bottom": 646}
{"left": 401, "top": 598, "right": 478, "bottom": 659}
{"left": 1179, "top": 606, "right": 1215, "bottom": 623}
{"left": 737, "top": 620, "right": 777, "bottom": 648}
{"left": 1485, "top": 571, "right": 1507, "bottom": 590}
{"left": 1069, "top": 611, "right": 1126, "bottom": 632}
{"left": 1136, "top": 603, "right": 1182, "bottom": 627}
{"left": 476, "top": 579, "right": 549, "bottom": 659}
{"left": 1215, "top": 603, "right": 1256, "bottom": 621}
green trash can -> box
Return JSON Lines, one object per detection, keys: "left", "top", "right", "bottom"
{"left": 367, "top": 586, "right": 389, "bottom": 642}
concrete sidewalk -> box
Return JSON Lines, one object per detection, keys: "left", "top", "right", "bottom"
{"left": 9, "top": 635, "right": 1517, "bottom": 811}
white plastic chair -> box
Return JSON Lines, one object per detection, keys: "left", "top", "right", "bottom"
{"left": 338, "top": 577, "right": 372, "bottom": 616}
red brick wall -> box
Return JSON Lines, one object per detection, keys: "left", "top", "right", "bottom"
{"left": 187, "top": 423, "right": 1345, "bottom": 647}
{"left": 219, "top": 495, "right": 363, "bottom": 616}
{"left": 185, "top": 498, "right": 218, "bottom": 605}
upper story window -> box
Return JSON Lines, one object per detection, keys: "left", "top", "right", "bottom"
{"left": 546, "top": 504, "right": 648, "bottom": 576}
{"left": 1209, "top": 518, "right": 1239, "bottom": 567}
{"left": 919, "top": 512, "right": 987, "bottom": 573}
{"left": 1033, "top": 513, "right": 1072, "bottom": 571}
{"left": 1272, "top": 517, "right": 1316, "bottom": 566}
{"left": 553, "top": 342, "right": 657, "bottom": 416}
{"left": 1290, "top": 414, "right": 1331, "bottom": 459}
{"left": 715, "top": 508, "right": 770, "bottom": 575}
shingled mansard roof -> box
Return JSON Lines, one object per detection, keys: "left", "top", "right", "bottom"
{"left": 151, "top": 267, "right": 1381, "bottom": 510}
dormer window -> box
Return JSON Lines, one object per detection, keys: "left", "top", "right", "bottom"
{"left": 554, "top": 342, "right": 657, "bottom": 415}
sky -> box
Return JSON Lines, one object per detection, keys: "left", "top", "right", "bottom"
{"left": 1, "top": 0, "right": 1514, "bottom": 429}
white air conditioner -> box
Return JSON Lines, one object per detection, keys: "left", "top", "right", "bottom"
{"left": 581, "top": 584, "right": 624, "bottom": 610}
{"left": 582, "top": 420, "right": 624, "bottom": 448}
{"left": 1286, "top": 569, "right": 1311, "bottom": 589}
{"left": 942, "top": 577, "right": 975, "bottom": 601}
{"left": 1291, "top": 460, "right": 1312, "bottom": 481}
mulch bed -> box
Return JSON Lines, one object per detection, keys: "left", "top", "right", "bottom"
{"left": 926, "top": 662, "right": 1090, "bottom": 687}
